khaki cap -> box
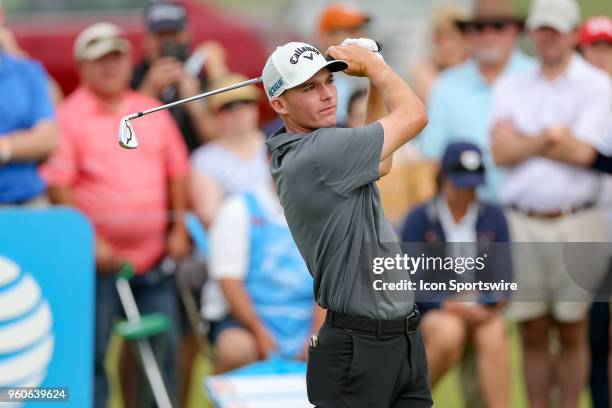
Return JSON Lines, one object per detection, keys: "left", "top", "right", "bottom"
{"left": 208, "top": 73, "right": 261, "bottom": 111}
{"left": 74, "top": 22, "right": 131, "bottom": 61}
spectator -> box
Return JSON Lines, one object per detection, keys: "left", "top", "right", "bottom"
{"left": 579, "top": 15, "right": 612, "bottom": 76}
{"left": 132, "top": 1, "right": 229, "bottom": 152}
{"left": 541, "top": 15, "right": 612, "bottom": 408}
{"left": 418, "top": 0, "right": 531, "bottom": 203}
{"left": 409, "top": 4, "right": 469, "bottom": 104}
{"left": 40, "top": 23, "right": 190, "bottom": 408}
{"left": 577, "top": 16, "right": 612, "bottom": 234}
{"left": 579, "top": 16, "right": 612, "bottom": 408}
{"left": 0, "top": 0, "right": 22, "bottom": 57}
{"left": 345, "top": 88, "right": 367, "bottom": 128}
{"left": 203, "top": 170, "right": 325, "bottom": 373}
{"left": 580, "top": 16, "right": 612, "bottom": 407}
{"left": 380, "top": 5, "right": 471, "bottom": 223}
{"left": 402, "top": 142, "right": 511, "bottom": 408}
{"left": 0, "top": 1, "right": 58, "bottom": 207}
{"left": 0, "top": 1, "right": 63, "bottom": 105}
{"left": 190, "top": 73, "right": 269, "bottom": 228}
{"left": 490, "top": 0, "right": 612, "bottom": 406}
{"left": 316, "top": 2, "right": 370, "bottom": 124}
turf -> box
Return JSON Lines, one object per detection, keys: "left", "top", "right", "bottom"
{"left": 109, "top": 322, "right": 594, "bottom": 407}
{"left": 514, "top": 0, "right": 612, "bottom": 18}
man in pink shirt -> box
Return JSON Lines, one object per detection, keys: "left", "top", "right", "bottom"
{"left": 41, "top": 22, "right": 190, "bottom": 408}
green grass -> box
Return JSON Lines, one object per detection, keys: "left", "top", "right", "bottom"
{"left": 433, "top": 323, "right": 592, "bottom": 408}
{"left": 109, "top": 323, "right": 593, "bottom": 408}
{"left": 514, "top": 0, "right": 612, "bottom": 19}
{"left": 184, "top": 353, "right": 213, "bottom": 408}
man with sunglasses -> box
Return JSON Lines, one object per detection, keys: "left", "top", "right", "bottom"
{"left": 418, "top": 0, "right": 531, "bottom": 203}
{"left": 490, "top": 0, "right": 611, "bottom": 406}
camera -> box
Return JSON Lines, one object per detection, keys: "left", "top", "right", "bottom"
{"left": 161, "top": 41, "right": 189, "bottom": 62}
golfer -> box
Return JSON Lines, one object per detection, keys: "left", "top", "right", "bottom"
{"left": 263, "top": 40, "right": 432, "bottom": 407}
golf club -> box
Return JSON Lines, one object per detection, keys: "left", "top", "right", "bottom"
{"left": 118, "top": 77, "right": 263, "bottom": 149}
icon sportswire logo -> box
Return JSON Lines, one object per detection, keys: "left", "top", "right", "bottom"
{"left": 0, "top": 256, "right": 54, "bottom": 406}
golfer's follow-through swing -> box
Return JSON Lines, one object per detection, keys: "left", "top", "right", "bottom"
{"left": 118, "top": 38, "right": 432, "bottom": 408}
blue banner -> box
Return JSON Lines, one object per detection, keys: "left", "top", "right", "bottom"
{"left": 0, "top": 208, "right": 94, "bottom": 407}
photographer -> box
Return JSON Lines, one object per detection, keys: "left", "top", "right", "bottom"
{"left": 132, "top": 1, "right": 229, "bottom": 151}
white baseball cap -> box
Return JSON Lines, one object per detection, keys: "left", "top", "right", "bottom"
{"left": 526, "top": 0, "right": 580, "bottom": 34}
{"left": 262, "top": 42, "right": 348, "bottom": 100}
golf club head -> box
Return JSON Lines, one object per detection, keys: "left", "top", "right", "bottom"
{"left": 119, "top": 116, "right": 139, "bottom": 149}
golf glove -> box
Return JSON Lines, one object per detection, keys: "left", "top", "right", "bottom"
{"left": 341, "top": 38, "right": 384, "bottom": 61}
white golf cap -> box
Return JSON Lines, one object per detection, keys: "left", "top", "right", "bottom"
{"left": 526, "top": 0, "right": 580, "bottom": 34}
{"left": 262, "top": 42, "right": 348, "bottom": 100}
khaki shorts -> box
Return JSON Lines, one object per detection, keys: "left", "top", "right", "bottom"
{"left": 506, "top": 207, "right": 608, "bottom": 323}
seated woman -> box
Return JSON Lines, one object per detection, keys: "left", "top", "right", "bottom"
{"left": 401, "top": 142, "right": 511, "bottom": 408}
{"left": 204, "top": 165, "right": 325, "bottom": 373}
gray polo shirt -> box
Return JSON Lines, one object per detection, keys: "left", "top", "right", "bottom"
{"left": 266, "top": 122, "right": 415, "bottom": 320}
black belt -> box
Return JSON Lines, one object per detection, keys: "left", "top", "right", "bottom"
{"left": 325, "top": 306, "right": 420, "bottom": 336}
{"left": 508, "top": 200, "right": 596, "bottom": 219}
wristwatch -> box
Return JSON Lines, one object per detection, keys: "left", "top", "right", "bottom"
{"left": 0, "top": 138, "right": 12, "bottom": 164}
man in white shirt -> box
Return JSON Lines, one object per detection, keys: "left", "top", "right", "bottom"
{"left": 490, "top": 0, "right": 612, "bottom": 406}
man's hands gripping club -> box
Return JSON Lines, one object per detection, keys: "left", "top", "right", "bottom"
{"left": 326, "top": 39, "right": 383, "bottom": 77}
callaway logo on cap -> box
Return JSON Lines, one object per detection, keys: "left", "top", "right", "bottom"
{"left": 262, "top": 42, "right": 348, "bottom": 99}
{"left": 289, "top": 45, "right": 320, "bottom": 64}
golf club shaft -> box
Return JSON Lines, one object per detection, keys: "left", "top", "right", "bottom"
{"left": 128, "top": 77, "right": 263, "bottom": 120}
{"left": 137, "top": 339, "right": 173, "bottom": 408}
{"left": 116, "top": 278, "right": 173, "bottom": 407}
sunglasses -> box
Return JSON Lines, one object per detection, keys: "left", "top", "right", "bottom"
{"left": 218, "top": 100, "right": 256, "bottom": 112}
{"left": 458, "top": 20, "right": 514, "bottom": 33}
